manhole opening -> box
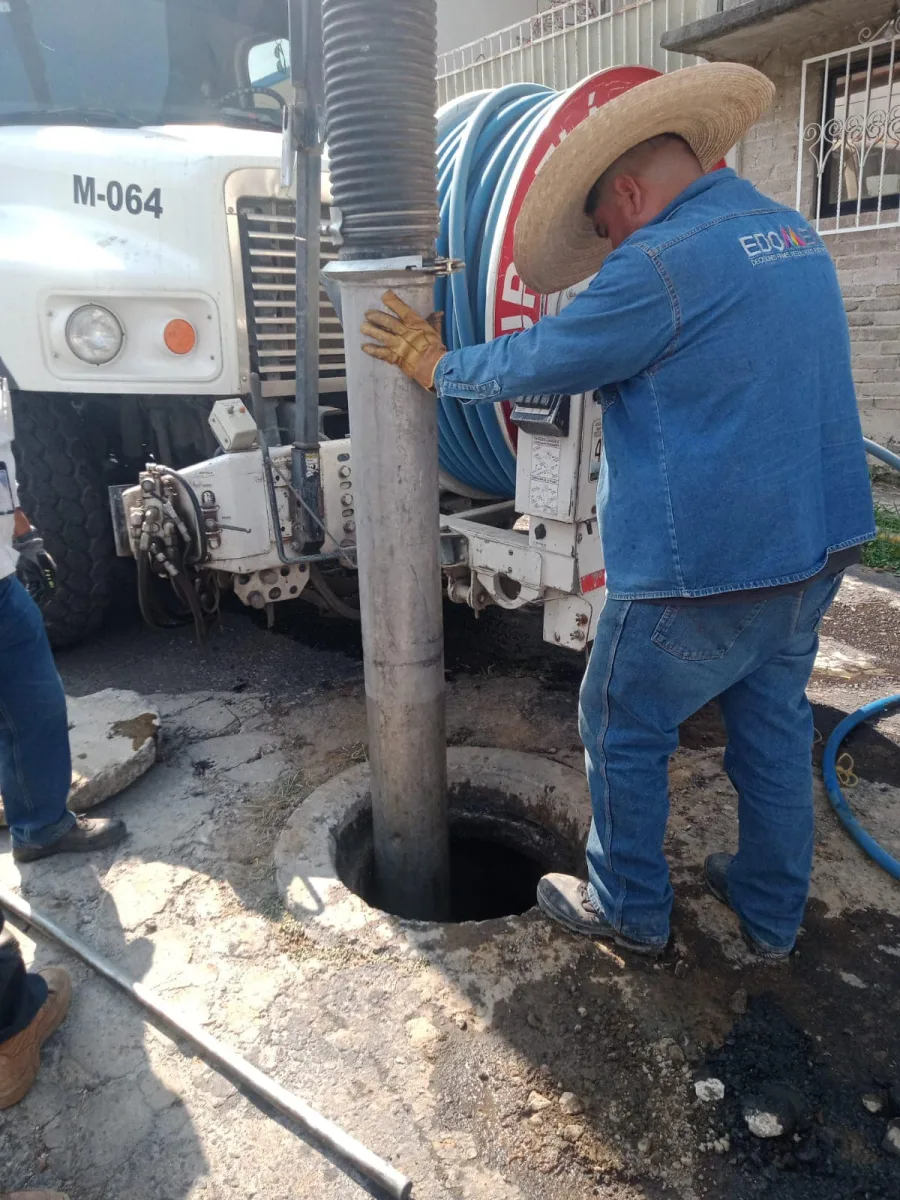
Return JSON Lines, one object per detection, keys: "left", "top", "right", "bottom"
{"left": 335, "top": 782, "right": 582, "bottom": 923}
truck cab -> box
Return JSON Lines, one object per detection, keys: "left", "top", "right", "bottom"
{"left": 0, "top": 0, "right": 343, "bottom": 644}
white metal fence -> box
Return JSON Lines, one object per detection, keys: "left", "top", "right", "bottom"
{"left": 798, "top": 14, "right": 900, "bottom": 236}
{"left": 437, "top": 0, "right": 719, "bottom": 104}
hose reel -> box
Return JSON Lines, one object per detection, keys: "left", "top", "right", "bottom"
{"left": 435, "top": 66, "right": 660, "bottom": 498}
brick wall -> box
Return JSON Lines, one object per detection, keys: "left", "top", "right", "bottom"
{"left": 733, "top": 23, "right": 900, "bottom": 447}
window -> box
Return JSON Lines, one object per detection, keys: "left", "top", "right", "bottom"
{"left": 818, "top": 52, "right": 900, "bottom": 219}
{"left": 248, "top": 37, "right": 289, "bottom": 88}
{"left": 0, "top": 0, "right": 288, "bottom": 132}
{"left": 247, "top": 37, "right": 290, "bottom": 113}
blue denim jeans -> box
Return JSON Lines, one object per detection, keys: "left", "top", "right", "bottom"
{"left": 580, "top": 573, "right": 843, "bottom": 953}
{"left": 0, "top": 575, "right": 75, "bottom": 849}
{"left": 0, "top": 909, "right": 47, "bottom": 1043}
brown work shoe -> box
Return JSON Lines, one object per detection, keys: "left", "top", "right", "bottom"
{"left": 1, "top": 1193, "right": 71, "bottom": 1199}
{"left": 13, "top": 815, "right": 128, "bottom": 864}
{"left": 0, "top": 967, "right": 72, "bottom": 1109}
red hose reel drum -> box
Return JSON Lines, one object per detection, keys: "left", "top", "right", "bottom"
{"left": 487, "top": 66, "right": 726, "bottom": 455}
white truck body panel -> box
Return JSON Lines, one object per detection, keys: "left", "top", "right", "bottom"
{"left": 0, "top": 123, "right": 288, "bottom": 395}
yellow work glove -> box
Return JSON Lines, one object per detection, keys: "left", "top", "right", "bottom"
{"left": 361, "top": 290, "right": 447, "bottom": 392}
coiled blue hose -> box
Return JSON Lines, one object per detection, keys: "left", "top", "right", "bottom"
{"left": 435, "top": 84, "right": 557, "bottom": 496}
{"left": 821, "top": 438, "right": 900, "bottom": 881}
{"left": 823, "top": 696, "right": 900, "bottom": 881}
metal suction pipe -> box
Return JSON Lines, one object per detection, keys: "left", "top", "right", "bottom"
{"left": 322, "top": 0, "right": 450, "bottom": 919}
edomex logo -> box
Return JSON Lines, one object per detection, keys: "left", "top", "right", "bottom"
{"left": 739, "top": 225, "right": 821, "bottom": 263}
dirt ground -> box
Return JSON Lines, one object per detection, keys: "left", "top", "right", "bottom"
{"left": 0, "top": 567, "right": 898, "bottom": 1200}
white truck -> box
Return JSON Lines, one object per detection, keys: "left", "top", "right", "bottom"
{"left": 115, "top": 68, "right": 613, "bottom": 654}
{"left": 0, "top": 0, "right": 344, "bottom": 644}
{"left": 3, "top": 0, "right": 610, "bottom": 653}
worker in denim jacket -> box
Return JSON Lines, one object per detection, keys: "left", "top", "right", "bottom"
{"left": 361, "top": 64, "right": 876, "bottom": 961}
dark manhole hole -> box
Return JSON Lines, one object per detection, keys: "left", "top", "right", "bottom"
{"left": 335, "top": 782, "right": 581, "bottom": 923}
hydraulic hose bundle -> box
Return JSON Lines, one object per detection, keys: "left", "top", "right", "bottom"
{"left": 134, "top": 465, "right": 217, "bottom": 639}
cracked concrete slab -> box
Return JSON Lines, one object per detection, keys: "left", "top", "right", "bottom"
{"left": 146, "top": 692, "right": 267, "bottom": 729}
{"left": 166, "top": 697, "right": 242, "bottom": 736}
{"left": 223, "top": 753, "right": 288, "bottom": 787}
{"left": 0, "top": 689, "right": 159, "bottom": 826}
{"left": 184, "top": 732, "right": 280, "bottom": 774}
{"left": 114, "top": 763, "right": 219, "bottom": 857}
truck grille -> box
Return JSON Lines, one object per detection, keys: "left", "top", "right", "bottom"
{"left": 237, "top": 197, "right": 346, "bottom": 396}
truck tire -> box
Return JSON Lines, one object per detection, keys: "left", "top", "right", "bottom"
{"left": 11, "top": 393, "right": 117, "bottom": 648}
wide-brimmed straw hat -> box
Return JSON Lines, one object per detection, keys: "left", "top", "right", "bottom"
{"left": 513, "top": 63, "right": 775, "bottom": 295}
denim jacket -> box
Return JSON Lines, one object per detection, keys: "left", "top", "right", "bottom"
{"left": 434, "top": 169, "right": 876, "bottom": 599}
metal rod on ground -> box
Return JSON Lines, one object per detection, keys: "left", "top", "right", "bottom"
{"left": 322, "top": 0, "right": 451, "bottom": 920}
{"left": 0, "top": 886, "right": 412, "bottom": 1200}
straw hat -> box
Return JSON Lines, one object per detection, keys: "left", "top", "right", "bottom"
{"left": 513, "top": 63, "right": 775, "bottom": 295}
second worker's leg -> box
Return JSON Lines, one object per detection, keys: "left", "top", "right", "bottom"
{"left": 0, "top": 576, "right": 127, "bottom": 861}
{"left": 0, "top": 576, "right": 74, "bottom": 849}
{"left": 0, "top": 908, "right": 72, "bottom": 1112}
{"left": 0, "top": 911, "right": 47, "bottom": 1046}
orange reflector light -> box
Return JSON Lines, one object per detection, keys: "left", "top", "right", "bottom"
{"left": 164, "top": 318, "right": 196, "bottom": 355}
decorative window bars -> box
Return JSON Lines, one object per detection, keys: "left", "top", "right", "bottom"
{"left": 799, "top": 15, "right": 900, "bottom": 234}
{"left": 436, "top": 0, "right": 714, "bottom": 105}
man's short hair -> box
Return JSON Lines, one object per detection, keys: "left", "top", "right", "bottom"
{"left": 583, "top": 133, "right": 693, "bottom": 216}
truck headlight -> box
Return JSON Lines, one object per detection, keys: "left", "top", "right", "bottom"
{"left": 65, "top": 304, "right": 124, "bottom": 365}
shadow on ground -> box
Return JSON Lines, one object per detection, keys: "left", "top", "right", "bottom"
{"left": 1, "top": 571, "right": 895, "bottom": 1199}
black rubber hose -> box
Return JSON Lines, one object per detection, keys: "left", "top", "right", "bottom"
{"left": 136, "top": 550, "right": 189, "bottom": 630}
{"left": 153, "top": 465, "right": 208, "bottom": 566}
{"left": 309, "top": 565, "right": 361, "bottom": 621}
{"left": 322, "top": 0, "right": 439, "bottom": 259}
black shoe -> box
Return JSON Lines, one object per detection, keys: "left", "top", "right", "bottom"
{"left": 536, "top": 873, "right": 665, "bottom": 956}
{"left": 14, "top": 816, "right": 128, "bottom": 864}
{"left": 704, "top": 854, "right": 792, "bottom": 962}
{"left": 704, "top": 853, "right": 732, "bottom": 906}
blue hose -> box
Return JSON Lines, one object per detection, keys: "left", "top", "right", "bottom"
{"left": 435, "top": 84, "right": 556, "bottom": 496}
{"left": 865, "top": 437, "right": 900, "bottom": 473}
{"left": 822, "top": 696, "right": 900, "bottom": 880}
{"left": 821, "top": 438, "right": 900, "bottom": 881}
